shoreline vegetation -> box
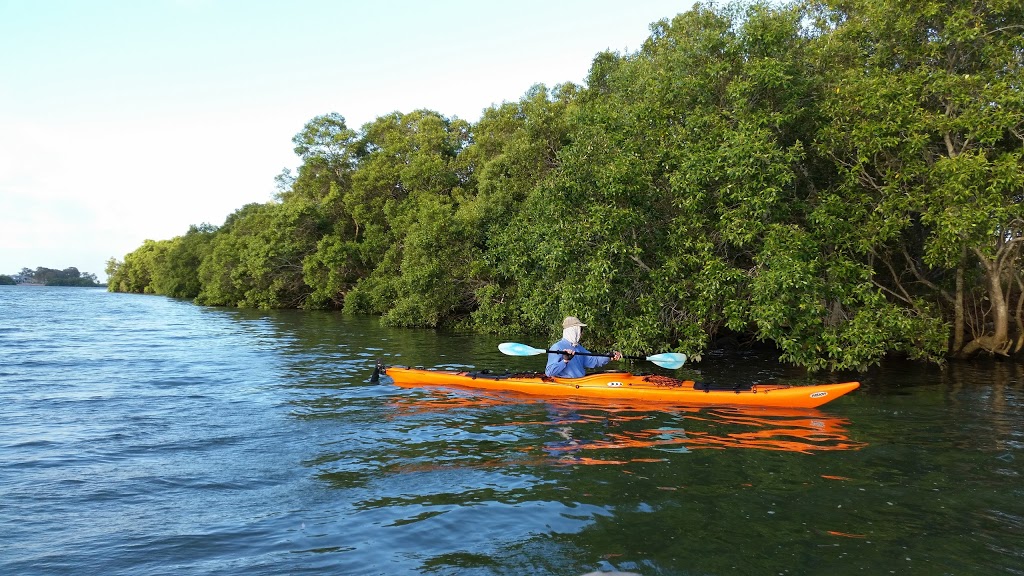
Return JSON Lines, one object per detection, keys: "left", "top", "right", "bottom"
{"left": 2, "top": 267, "right": 103, "bottom": 287}
{"left": 107, "top": 0, "right": 1024, "bottom": 371}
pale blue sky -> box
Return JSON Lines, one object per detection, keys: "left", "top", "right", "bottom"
{"left": 1, "top": 0, "right": 693, "bottom": 280}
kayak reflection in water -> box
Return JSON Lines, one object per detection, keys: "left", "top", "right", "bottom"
{"left": 545, "top": 316, "right": 623, "bottom": 378}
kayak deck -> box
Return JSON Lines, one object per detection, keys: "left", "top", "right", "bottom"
{"left": 383, "top": 367, "right": 859, "bottom": 408}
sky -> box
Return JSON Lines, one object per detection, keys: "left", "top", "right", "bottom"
{"left": 1, "top": 0, "right": 694, "bottom": 281}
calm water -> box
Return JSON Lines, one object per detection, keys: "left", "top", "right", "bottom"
{"left": 1, "top": 286, "right": 1022, "bottom": 575}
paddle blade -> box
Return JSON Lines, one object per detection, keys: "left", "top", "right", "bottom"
{"left": 498, "top": 342, "right": 547, "bottom": 356}
{"left": 646, "top": 353, "right": 687, "bottom": 369}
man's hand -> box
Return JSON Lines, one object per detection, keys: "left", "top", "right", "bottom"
{"left": 611, "top": 351, "right": 623, "bottom": 361}
{"left": 561, "top": 349, "right": 576, "bottom": 362}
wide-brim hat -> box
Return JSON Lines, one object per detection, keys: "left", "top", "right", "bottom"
{"left": 562, "top": 316, "right": 587, "bottom": 329}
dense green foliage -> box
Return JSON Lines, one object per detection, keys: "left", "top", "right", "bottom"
{"left": 0, "top": 274, "right": 15, "bottom": 285}
{"left": 14, "top": 267, "right": 102, "bottom": 287}
{"left": 108, "top": 0, "right": 1024, "bottom": 370}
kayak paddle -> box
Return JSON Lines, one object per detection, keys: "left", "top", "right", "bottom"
{"left": 498, "top": 342, "right": 687, "bottom": 369}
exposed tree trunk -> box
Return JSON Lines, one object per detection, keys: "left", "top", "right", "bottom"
{"left": 961, "top": 244, "right": 1017, "bottom": 357}
{"left": 951, "top": 248, "right": 966, "bottom": 355}
{"left": 1014, "top": 272, "right": 1024, "bottom": 354}
{"left": 987, "top": 259, "right": 1010, "bottom": 346}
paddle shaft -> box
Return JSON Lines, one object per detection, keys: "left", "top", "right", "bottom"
{"left": 547, "top": 349, "right": 630, "bottom": 360}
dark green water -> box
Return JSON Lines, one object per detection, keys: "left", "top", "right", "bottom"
{"left": 1, "top": 287, "right": 1021, "bottom": 575}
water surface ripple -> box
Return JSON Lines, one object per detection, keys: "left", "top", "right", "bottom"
{"left": 1, "top": 287, "right": 1021, "bottom": 575}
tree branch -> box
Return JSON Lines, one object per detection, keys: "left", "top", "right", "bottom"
{"left": 901, "top": 246, "right": 954, "bottom": 303}
{"left": 629, "top": 254, "right": 652, "bottom": 272}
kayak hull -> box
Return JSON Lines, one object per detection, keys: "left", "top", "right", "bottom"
{"left": 383, "top": 367, "right": 859, "bottom": 409}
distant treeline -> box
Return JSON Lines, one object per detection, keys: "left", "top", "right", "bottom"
{"left": 8, "top": 267, "right": 102, "bottom": 287}
{"left": 108, "top": 0, "right": 1024, "bottom": 370}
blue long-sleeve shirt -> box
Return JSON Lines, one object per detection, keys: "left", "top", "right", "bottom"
{"left": 545, "top": 338, "right": 609, "bottom": 378}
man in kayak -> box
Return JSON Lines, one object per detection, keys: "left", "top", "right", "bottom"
{"left": 545, "top": 316, "right": 622, "bottom": 378}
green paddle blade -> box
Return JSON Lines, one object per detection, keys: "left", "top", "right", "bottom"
{"left": 645, "top": 353, "right": 687, "bottom": 369}
{"left": 498, "top": 342, "right": 547, "bottom": 356}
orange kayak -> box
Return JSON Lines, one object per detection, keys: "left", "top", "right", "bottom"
{"left": 383, "top": 366, "right": 859, "bottom": 408}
